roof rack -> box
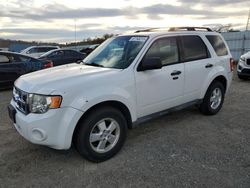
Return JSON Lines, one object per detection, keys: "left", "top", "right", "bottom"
{"left": 135, "top": 27, "right": 212, "bottom": 33}
{"left": 134, "top": 28, "right": 161, "bottom": 33}
{"left": 168, "top": 27, "right": 212, "bottom": 32}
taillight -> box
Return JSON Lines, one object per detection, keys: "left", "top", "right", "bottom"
{"left": 43, "top": 60, "right": 53, "bottom": 68}
{"left": 230, "top": 58, "right": 234, "bottom": 72}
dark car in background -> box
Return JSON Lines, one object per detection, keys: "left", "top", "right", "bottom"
{"left": 39, "top": 49, "right": 86, "bottom": 66}
{"left": 80, "top": 44, "right": 99, "bottom": 55}
{"left": 0, "top": 51, "right": 53, "bottom": 89}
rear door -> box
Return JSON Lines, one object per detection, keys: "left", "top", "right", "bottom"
{"left": 135, "top": 36, "right": 185, "bottom": 117}
{"left": 63, "top": 50, "right": 77, "bottom": 64}
{"left": 179, "top": 35, "right": 212, "bottom": 102}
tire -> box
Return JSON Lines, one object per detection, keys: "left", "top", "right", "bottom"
{"left": 199, "top": 81, "right": 225, "bottom": 115}
{"left": 74, "top": 106, "right": 127, "bottom": 162}
{"left": 238, "top": 74, "right": 248, "bottom": 80}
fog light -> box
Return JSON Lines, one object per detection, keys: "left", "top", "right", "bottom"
{"left": 31, "top": 129, "right": 47, "bottom": 141}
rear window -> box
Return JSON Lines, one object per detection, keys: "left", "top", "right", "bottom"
{"left": 0, "top": 55, "right": 10, "bottom": 64}
{"left": 180, "top": 35, "right": 209, "bottom": 62}
{"left": 206, "top": 35, "right": 228, "bottom": 56}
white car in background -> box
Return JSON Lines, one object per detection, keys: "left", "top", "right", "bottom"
{"left": 237, "top": 51, "right": 250, "bottom": 80}
{"left": 21, "top": 46, "right": 60, "bottom": 58}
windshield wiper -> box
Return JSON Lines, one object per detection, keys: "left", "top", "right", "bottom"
{"left": 84, "top": 62, "right": 104, "bottom": 67}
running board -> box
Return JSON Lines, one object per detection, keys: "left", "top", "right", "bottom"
{"left": 132, "top": 99, "right": 202, "bottom": 127}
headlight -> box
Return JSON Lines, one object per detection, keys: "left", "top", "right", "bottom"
{"left": 240, "top": 57, "right": 246, "bottom": 62}
{"left": 29, "top": 94, "right": 62, "bottom": 114}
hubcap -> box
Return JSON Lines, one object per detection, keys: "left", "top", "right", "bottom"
{"left": 210, "top": 88, "right": 222, "bottom": 110}
{"left": 89, "top": 118, "right": 120, "bottom": 153}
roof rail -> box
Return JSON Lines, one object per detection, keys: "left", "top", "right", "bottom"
{"left": 168, "top": 27, "right": 212, "bottom": 32}
{"left": 135, "top": 27, "right": 212, "bottom": 33}
{"left": 134, "top": 28, "right": 160, "bottom": 33}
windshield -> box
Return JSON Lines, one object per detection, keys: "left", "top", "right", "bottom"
{"left": 83, "top": 35, "right": 148, "bottom": 69}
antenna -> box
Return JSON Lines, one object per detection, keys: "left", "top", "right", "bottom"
{"left": 74, "top": 19, "right": 77, "bottom": 50}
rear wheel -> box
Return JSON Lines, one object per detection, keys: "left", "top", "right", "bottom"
{"left": 199, "top": 81, "right": 225, "bottom": 115}
{"left": 74, "top": 106, "right": 127, "bottom": 162}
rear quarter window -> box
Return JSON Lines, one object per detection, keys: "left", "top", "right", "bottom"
{"left": 0, "top": 55, "right": 10, "bottom": 64}
{"left": 206, "top": 35, "right": 228, "bottom": 56}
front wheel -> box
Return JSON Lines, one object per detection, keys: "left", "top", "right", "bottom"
{"left": 199, "top": 81, "right": 225, "bottom": 115}
{"left": 74, "top": 107, "right": 127, "bottom": 162}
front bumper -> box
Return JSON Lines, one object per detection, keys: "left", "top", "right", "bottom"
{"left": 237, "top": 61, "right": 250, "bottom": 76}
{"left": 10, "top": 99, "right": 83, "bottom": 150}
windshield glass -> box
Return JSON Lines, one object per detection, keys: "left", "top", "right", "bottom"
{"left": 83, "top": 36, "right": 148, "bottom": 69}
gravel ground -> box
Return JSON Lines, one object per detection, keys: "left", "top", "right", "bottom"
{"left": 0, "top": 75, "right": 250, "bottom": 188}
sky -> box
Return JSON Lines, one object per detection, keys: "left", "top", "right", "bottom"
{"left": 0, "top": 0, "right": 249, "bottom": 43}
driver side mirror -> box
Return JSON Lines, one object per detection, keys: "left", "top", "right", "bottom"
{"left": 137, "top": 57, "right": 162, "bottom": 71}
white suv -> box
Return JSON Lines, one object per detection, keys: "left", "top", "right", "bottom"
{"left": 8, "top": 27, "right": 233, "bottom": 162}
{"left": 237, "top": 51, "right": 250, "bottom": 80}
{"left": 21, "top": 46, "right": 60, "bottom": 58}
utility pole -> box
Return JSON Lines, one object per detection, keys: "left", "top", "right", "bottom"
{"left": 74, "top": 19, "right": 77, "bottom": 50}
{"left": 242, "top": 10, "right": 250, "bottom": 55}
{"left": 246, "top": 9, "right": 250, "bottom": 31}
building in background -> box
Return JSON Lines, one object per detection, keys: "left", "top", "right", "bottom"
{"left": 222, "top": 31, "right": 250, "bottom": 61}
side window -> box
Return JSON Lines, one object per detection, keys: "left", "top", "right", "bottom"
{"left": 37, "top": 48, "right": 48, "bottom": 53}
{"left": 145, "top": 37, "right": 179, "bottom": 65}
{"left": 45, "top": 47, "right": 56, "bottom": 52}
{"left": 17, "top": 55, "right": 31, "bottom": 62}
{"left": 0, "top": 55, "right": 10, "bottom": 64}
{"left": 50, "top": 51, "right": 64, "bottom": 57}
{"left": 64, "top": 50, "right": 74, "bottom": 56}
{"left": 206, "top": 35, "right": 228, "bottom": 56}
{"left": 27, "top": 48, "right": 38, "bottom": 54}
{"left": 180, "top": 35, "right": 209, "bottom": 62}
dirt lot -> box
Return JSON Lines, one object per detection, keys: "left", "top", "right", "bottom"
{"left": 0, "top": 75, "right": 250, "bottom": 188}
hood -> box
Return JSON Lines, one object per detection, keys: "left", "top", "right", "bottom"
{"left": 242, "top": 51, "right": 250, "bottom": 59}
{"left": 15, "top": 63, "right": 121, "bottom": 94}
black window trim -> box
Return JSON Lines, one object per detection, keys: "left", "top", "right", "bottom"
{"left": 178, "top": 35, "right": 211, "bottom": 63}
{"left": 137, "top": 36, "right": 181, "bottom": 71}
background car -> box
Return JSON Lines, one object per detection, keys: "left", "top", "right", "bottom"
{"left": 0, "top": 51, "right": 53, "bottom": 89}
{"left": 237, "top": 51, "right": 250, "bottom": 80}
{"left": 39, "top": 49, "right": 86, "bottom": 66}
{"left": 80, "top": 44, "right": 99, "bottom": 55}
{"left": 21, "top": 46, "right": 60, "bottom": 58}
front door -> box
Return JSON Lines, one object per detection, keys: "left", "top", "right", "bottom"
{"left": 135, "top": 36, "right": 185, "bottom": 118}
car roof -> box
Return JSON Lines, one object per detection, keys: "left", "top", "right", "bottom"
{"left": 0, "top": 51, "right": 42, "bottom": 60}
{"left": 27, "top": 45, "right": 59, "bottom": 48}
{"left": 46, "top": 49, "right": 78, "bottom": 53}
{"left": 39, "top": 48, "right": 80, "bottom": 57}
{"left": 0, "top": 51, "right": 32, "bottom": 57}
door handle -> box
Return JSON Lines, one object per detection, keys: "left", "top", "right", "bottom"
{"left": 205, "top": 64, "right": 213, "bottom": 68}
{"left": 171, "top": 70, "right": 182, "bottom": 76}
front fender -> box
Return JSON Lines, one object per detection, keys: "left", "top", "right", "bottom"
{"left": 66, "top": 86, "right": 137, "bottom": 122}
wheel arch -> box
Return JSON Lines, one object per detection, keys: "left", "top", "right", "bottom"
{"left": 201, "top": 74, "right": 227, "bottom": 99}
{"left": 72, "top": 100, "right": 133, "bottom": 144}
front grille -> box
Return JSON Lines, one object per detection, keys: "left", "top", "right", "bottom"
{"left": 13, "top": 87, "right": 29, "bottom": 114}
{"left": 246, "top": 59, "right": 250, "bottom": 66}
{"left": 242, "top": 69, "right": 250, "bottom": 74}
